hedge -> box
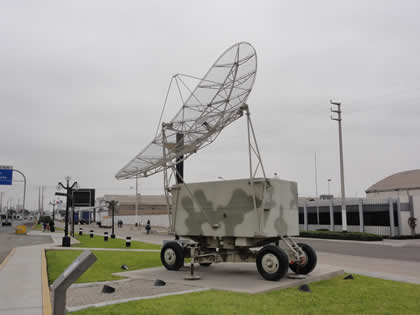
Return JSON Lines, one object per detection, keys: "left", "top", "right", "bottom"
{"left": 299, "top": 230, "right": 383, "bottom": 241}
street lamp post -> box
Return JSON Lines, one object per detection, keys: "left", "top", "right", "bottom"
{"left": 49, "top": 200, "right": 57, "bottom": 223}
{"left": 104, "top": 200, "right": 119, "bottom": 239}
{"left": 328, "top": 179, "right": 331, "bottom": 195}
{"left": 57, "top": 177, "right": 79, "bottom": 247}
{"left": 49, "top": 200, "right": 55, "bottom": 222}
{"left": 330, "top": 100, "right": 347, "bottom": 232}
{"left": 12, "top": 169, "right": 26, "bottom": 215}
{"left": 135, "top": 175, "right": 139, "bottom": 227}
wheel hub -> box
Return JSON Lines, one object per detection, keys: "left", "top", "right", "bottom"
{"left": 262, "top": 253, "right": 279, "bottom": 274}
{"left": 164, "top": 248, "right": 176, "bottom": 265}
{"left": 298, "top": 252, "right": 308, "bottom": 266}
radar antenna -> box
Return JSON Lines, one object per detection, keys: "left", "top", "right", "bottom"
{"left": 115, "top": 42, "right": 266, "bottom": 230}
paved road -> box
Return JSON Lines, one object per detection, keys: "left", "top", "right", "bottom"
{"left": 294, "top": 237, "right": 420, "bottom": 262}
{"left": 0, "top": 221, "right": 52, "bottom": 263}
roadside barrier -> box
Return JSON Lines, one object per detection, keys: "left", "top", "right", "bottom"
{"left": 126, "top": 236, "right": 131, "bottom": 247}
{"left": 104, "top": 231, "right": 108, "bottom": 241}
{"left": 16, "top": 225, "right": 27, "bottom": 235}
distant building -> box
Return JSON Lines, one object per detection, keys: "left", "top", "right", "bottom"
{"left": 298, "top": 169, "right": 420, "bottom": 237}
{"left": 298, "top": 197, "right": 402, "bottom": 237}
{"left": 97, "top": 194, "right": 168, "bottom": 216}
{"left": 366, "top": 169, "right": 420, "bottom": 200}
{"left": 95, "top": 194, "right": 169, "bottom": 226}
{"left": 365, "top": 169, "right": 420, "bottom": 235}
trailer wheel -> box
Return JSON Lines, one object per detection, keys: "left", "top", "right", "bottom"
{"left": 161, "top": 242, "right": 184, "bottom": 271}
{"left": 289, "top": 243, "right": 317, "bottom": 275}
{"left": 256, "top": 245, "right": 289, "bottom": 281}
{"left": 199, "top": 263, "right": 212, "bottom": 267}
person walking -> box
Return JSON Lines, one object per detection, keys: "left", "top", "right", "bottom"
{"left": 145, "top": 220, "right": 151, "bottom": 234}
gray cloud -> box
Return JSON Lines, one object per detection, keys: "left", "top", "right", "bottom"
{"left": 1, "top": 0, "right": 420, "bottom": 209}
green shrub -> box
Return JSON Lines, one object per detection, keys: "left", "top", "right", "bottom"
{"left": 300, "top": 230, "right": 383, "bottom": 241}
{"left": 38, "top": 215, "right": 53, "bottom": 225}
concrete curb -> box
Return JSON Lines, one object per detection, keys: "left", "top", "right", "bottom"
{"left": 41, "top": 249, "right": 52, "bottom": 315}
{"left": 294, "top": 236, "right": 420, "bottom": 247}
{"left": 69, "top": 278, "right": 133, "bottom": 289}
{"left": 47, "top": 247, "right": 160, "bottom": 252}
{"left": 66, "top": 288, "right": 210, "bottom": 313}
{"left": 293, "top": 237, "right": 388, "bottom": 245}
{"left": 0, "top": 247, "right": 16, "bottom": 270}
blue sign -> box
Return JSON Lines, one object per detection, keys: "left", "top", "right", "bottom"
{"left": 0, "top": 167, "right": 13, "bottom": 185}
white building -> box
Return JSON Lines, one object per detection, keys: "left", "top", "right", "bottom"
{"left": 366, "top": 169, "right": 420, "bottom": 235}
{"left": 298, "top": 169, "right": 420, "bottom": 237}
{"left": 95, "top": 194, "right": 169, "bottom": 227}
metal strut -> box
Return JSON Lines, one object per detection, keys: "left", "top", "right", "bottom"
{"left": 242, "top": 104, "right": 267, "bottom": 234}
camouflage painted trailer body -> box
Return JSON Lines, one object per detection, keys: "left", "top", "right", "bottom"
{"left": 170, "top": 178, "right": 299, "bottom": 244}
{"left": 161, "top": 177, "right": 317, "bottom": 281}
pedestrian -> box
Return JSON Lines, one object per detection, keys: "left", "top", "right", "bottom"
{"left": 145, "top": 220, "right": 151, "bottom": 234}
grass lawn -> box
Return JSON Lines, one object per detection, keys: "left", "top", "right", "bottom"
{"left": 46, "top": 250, "right": 161, "bottom": 285}
{"left": 71, "top": 274, "right": 420, "bottom": 315}
{"left": 73, "top": 234, "right": 161, "bottom": 250}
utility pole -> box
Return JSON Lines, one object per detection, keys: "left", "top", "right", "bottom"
{"left": 41, "top": 186, "right": 46, "bottom": 215}
{"left": 38, "top": 186, "right": 41, "bottom": 214}
{"left": 314, "top": 152, "right": 318, "bottom": 198}
{"left": 41, "top": 186, "right": 44, "bottom": 215}
{"left": 330, "top": 100, "right": 347, "bottom": 232}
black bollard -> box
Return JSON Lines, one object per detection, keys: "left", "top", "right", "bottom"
{"left": 104, "top": 231, "right": 108, "bottom": 241}
{"left": 79, "top": 227, "right": 83, "bottom": 236}
{"left": 126, "top": 236, "right": 131, "bottom": 247}
{"left": 90, "top": 230, "right": 94, "bottom": 238}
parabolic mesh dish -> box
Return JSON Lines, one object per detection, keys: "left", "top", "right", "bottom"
{"left": 116, "top": 42, "right": 257, "bottom": 179}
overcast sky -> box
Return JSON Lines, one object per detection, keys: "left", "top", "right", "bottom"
{"left": 1, "top": 1, "right": 419, "bottom": 211}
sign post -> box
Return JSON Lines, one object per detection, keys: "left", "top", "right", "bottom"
{"left": 0, "top": 166, "right": 27, "bottom": 214}
{"left": 0, "top": 166, "right": 13, "bottom": 186}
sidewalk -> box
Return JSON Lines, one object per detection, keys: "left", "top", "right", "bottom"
{"left": 317, "top": 252, "right": 420, "bottom": 284}
{"left": 0, "top": 244, "right": 45, "bottom": 315}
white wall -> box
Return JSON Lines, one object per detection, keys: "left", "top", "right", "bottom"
{"left": 100, "top": 214, "right": 169, "bottom": 227}
{"left": 366, "top": 189, "right": 420, "bottom": 235}
{"left": 400, "top": 211, "right": 412, "bottom": 235}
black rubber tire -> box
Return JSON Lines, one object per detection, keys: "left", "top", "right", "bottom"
{"left": 289, "top": 243, "right": 317, "bottom": 275}
{"left": 160, "top": 241, "right": 184, "bottom": 271}
{"left": 256, "top": 245, "right": 289, "bottom": 281}
{"left": 199, "top": 263, "right": 212, "bottom": 267}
